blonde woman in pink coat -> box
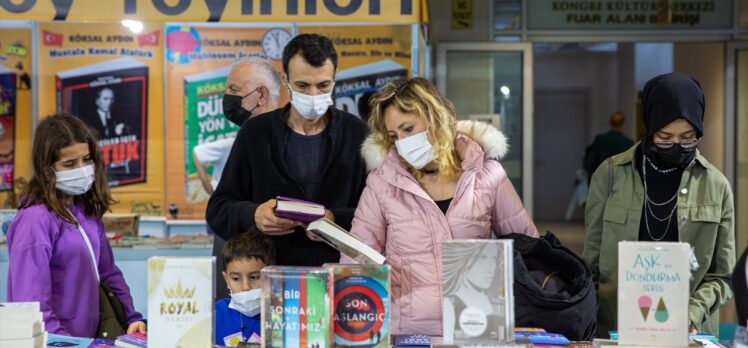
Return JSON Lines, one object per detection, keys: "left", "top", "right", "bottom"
{"left": 345, "top": 78, "right": 539, "bottom": 336}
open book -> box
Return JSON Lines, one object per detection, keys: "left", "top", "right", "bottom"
{"left": 307, "top": 218, "right": 385, "bottom": 264}
{"left": 274, "top": 196, "right": 326, "bottom": 223}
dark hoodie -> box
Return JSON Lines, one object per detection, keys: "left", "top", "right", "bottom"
{"left": 636, "top": 72, "right": 705, "bottom": 242}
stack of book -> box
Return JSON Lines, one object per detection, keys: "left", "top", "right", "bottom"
{"left": 0, "top": 302, "right": 45, "bottom": 348}
{"left": 114, "top": 332, "right": 147, "bottom": 347}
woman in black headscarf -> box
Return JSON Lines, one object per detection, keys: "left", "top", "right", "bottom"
{"left": 583, "top": 72, "right": 735, "bottom": 336}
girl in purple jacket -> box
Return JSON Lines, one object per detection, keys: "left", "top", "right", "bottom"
{"left": 6, "top": 114, "right": 145, "bottom": 337}
{"left": 346, "top": 78, "right": 538, "bottom": 335}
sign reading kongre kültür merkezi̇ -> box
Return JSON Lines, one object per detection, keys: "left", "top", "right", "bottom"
{"left": 528, "top": 0, "right": 732, "bottom": 30}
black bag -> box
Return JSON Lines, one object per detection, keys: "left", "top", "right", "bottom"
{"left": 97, "top": 280, "right": 128, "bottom": 339}
{"left": 507, "top": 232, "right": 597, "bottom": 341}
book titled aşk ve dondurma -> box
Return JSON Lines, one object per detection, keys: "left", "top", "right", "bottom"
{"left": 617, "top": 241, "right": 690, "bottom": 347}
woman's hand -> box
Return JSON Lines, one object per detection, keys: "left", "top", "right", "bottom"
{"left": 127, "top": 321, "right": 147, "bottom": 334}
{"left": 689, "top": 321, "right": 697, "bottom": 334}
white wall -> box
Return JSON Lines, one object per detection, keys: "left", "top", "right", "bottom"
{"left": 534, "top": 51, "right": 620, "bottom": 144}
{"left": 635, "top": 43, "right": 674, "bottom": 90}
{"left": 674, "top": 42, "right": 726, "bottom": 171}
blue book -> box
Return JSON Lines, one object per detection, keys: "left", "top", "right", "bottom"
{"left": 393, "top": 334, "right": 431, "bottom": 347}
{"left": 47, "top": 333, "right": 93, "bottom": 348}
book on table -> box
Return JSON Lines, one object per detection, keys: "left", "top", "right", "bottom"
{"left": 114, "top": 332, "right": 147, "bottom": 347}
{"left": 324, "top": 263, "right": 391, "bottom": 347}
{"left": 261, "top": 266, "right": 334, "bottom": 348}
{"left": 307, "top": 218, "right": 385, "bottom": 264}
{"left": 274, "top": 196, "right": 326, "bottom": 222}
{"left": 0, "top": 301, "right": 45, "bottom": 347}
{"left": 617, "top": 241, "right": 690, "bottom": 347}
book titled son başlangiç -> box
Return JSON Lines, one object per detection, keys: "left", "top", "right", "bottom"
{"left": 274, "top": 196, "right": 326, "bottom": 223}
{"left": 307, "top": 218, "right": 386, "bottom": 265}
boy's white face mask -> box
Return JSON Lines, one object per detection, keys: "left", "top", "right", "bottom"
{"left": 395, "top": 130, "right": 434, "bottom": 169}
{"left": 55, "top": 164, "right": 95, "bottom": 196}
{"left": 228, "top": 288, "right": 261, "bottom": 317}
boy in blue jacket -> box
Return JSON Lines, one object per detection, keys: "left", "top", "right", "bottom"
{"left": 215, "top": 230, "right": 275, "bottom": 346}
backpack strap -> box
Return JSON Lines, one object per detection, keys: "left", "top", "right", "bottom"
{"left": 607, "top": 157, "right": 614, "bottom": 196}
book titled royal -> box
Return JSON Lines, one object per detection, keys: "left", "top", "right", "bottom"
{"left": 442, "top": 239, "right": 515, "bottom": 345}
{"left": 307, "top": 218, "right": 385, "bottom": 264}
{"left": 147, "top": 256, "right": 215, "bottom": 348}
{"left": 261, "top": 266, "right": 333, "bottom": 348}
{"left": 56, "top": 57, "right": 148, "bottom": 188}
{"left": 325, "top": 263, "right": 391, "bottom": 347}
{"left": 617, "top": 241, "right": 690, "bottom": 347}
{"left": 274, "top": 196, "right": 326, "bottom": 223}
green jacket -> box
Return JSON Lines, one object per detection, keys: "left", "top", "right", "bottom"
{"left": 583, "top": 143, "right": 735, "bottom": 336}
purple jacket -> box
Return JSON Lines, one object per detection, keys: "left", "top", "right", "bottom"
{"left": 6, "top": 202, "right": 142, "bottom": 337}
{"left": 346, "top": 121, "right": 539, "bottom": 335}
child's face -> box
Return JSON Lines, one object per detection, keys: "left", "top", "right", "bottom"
{"left": 54, "top": 142, "right": 93, "bottom": 171}
{"left": 222, "top": 257, "right": 266, "bottom": 293}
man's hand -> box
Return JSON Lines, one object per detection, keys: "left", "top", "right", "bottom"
{"left": 255, "top": 199, "right": 301, "bottom": 235}
{"left": 127, "top": 321, "right": 146, "bottom": 334}
{"left": 305, "top": 210, "right": 334, "bottom": 242}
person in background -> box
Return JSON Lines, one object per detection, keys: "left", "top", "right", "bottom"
{"left": 584, "top": 72, "right": 735, "bottom": 336}
{"left": 215, "top": 229, "right": 275, "bottom": 347}
{"left": 6, "top": 114, "right": 145, "bottom": 337}
{"left": 201, "top": 57, "right": 282, "bottom": 300}
{"left": 584, "top": 111, "right": 634, "bottom": 183}
{"left": 206, "top": 34, "right": 368, "bottom": 267}
{"left": 345, "top": 77, "right": 538, "bottom": 336}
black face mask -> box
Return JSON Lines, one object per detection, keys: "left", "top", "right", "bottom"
{"left": 648, "top": 141, "right": 698, "bottom": 168}
{"left": 222, "top": 90, "right": 258, "bottom": 127}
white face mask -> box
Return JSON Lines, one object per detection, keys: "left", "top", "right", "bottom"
{"left": 228, "top": 288, "right": 261, "bottom": 317}
{"left": 55, "top": 164, "right": 95, "bottom": 196}
{"left": 290, "top": 88, "right": 333, "bottom": 121}
{"left": 395, "top": 130, "right": 434, "bottom": 169}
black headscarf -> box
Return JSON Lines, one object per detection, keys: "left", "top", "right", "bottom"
{"left": 640, "top": 72, "right": 704, "bottom": 168}
{"left": 641, "top": 72, "right": 704, "bottom": 138}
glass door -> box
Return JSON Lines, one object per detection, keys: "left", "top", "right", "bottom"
{"left": 436, "top": 43, "right": 534, "bottom": 214}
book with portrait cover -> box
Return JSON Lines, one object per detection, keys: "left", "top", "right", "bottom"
{"left": 183, "top": 66, "right": 237, "bottom": 203}
{"left": 324, "top": 263, "right": 390, "bottom": 347}
{"left": 56, "top": 57, "right": 148, "bottom": 188}
{"left": 0, "top": 64, "right": 16, "bottom": 192}
{"left": 261, "top": 266, "right": 333, "bottom": 348}
{"left": 147, "top": 256, "right": 215, "bottom": 348}
{"left": 617, "top": 241, "right": 690, "bottom": 347}
{"left": 442, "top": 239, "right": 514, "bottom": 345}
{"left": 334, "top": 60, "right": 407, "bottom": 120}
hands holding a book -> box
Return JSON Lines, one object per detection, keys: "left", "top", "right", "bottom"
{"left": 127, "top": 321, "right": 146, "bottom": 334}
{"left": 305, "top": 210, "right": 334, "bottom": 242}
{"left": 255, "top": 199, "right": 302, "bottom": 235}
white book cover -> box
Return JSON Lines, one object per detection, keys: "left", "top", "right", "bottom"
{"left": 147, "top": 256, "right": 215, "bottom": 348}
{"left": 56, "top": 57, "right": 146, "bottom": 79}
{"left": 442, "top": 239, "right": 514, "bottom": 345}
{"left": 307, "top": 218, "right": 385, "bottom": 264}
{"left": 618, "top": 242, "right": 690, "bottom": 347}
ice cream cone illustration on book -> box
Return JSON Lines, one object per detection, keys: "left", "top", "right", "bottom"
{"left": 654, "top": 297, "right": 669, "bottom": 323}
{"left": 638, "top": 295, "right": 652, "bottom": 320}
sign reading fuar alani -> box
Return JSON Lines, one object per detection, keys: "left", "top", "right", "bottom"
{"left": 528, "top": 0, "right": 732, "bottom": 30}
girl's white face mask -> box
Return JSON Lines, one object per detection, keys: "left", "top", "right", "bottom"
{"left": 55, "top": 164, "right": 95, "bottom": 196}
{"left": 395, "top": 130, "right": 434, "bottom": 169}
{"left": 228, "top": 288, "right": 262, "bottom": 317}
{"left": 289, "top": 88, "right": 333, "bottom": 121}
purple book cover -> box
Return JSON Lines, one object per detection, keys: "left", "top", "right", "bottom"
{"left": 274, "top": 196, "right": 325, "bottom": 223}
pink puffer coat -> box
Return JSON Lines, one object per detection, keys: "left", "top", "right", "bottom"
{"left": 345, "top": 120, "right": 539, "bottom": 335}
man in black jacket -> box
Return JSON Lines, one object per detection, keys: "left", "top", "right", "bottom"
{"left": 206, "top": 34, "right": 368, "bottom": 279}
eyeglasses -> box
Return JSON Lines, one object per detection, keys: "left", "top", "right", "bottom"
{"left": 654, "top": 138, "right": 701, "bottom": 149}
